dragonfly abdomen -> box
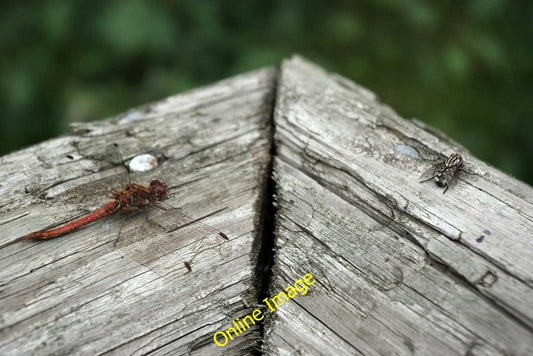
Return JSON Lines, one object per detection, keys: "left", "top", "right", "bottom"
{"left": 21, "top": 201, "right": 121, "bottom": 240}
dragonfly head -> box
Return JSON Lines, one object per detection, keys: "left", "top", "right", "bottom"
{"left": 149, "top": 180, "right": 168, "bottom": 201}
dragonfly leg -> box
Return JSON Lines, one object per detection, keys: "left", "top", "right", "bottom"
{"left": 153, "top": 202, "right": 168, "bottom": 211}
{"left": 113, "top": 217, "right": 127, "bottom": 247}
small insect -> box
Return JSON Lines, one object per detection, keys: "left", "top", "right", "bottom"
{"left": 419, "top": 153, "right": 464, "bottom": 193}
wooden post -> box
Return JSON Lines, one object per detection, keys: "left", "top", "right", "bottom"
{"left": 1, "top": 56, "right": 532, "bottom": 355}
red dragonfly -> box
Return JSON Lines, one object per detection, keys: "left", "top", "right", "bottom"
{"left": 21, "top": 145, "right": 229, "bottom": 272}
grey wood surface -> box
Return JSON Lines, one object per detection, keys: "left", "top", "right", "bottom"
{"left": 0, "top": 68, "right": 275, "bottom": 355}
{"left": 2, "top": 55, "right": 532, "bottom": 356}
{"left": 265, "top": 56, "right": 533, "bottom": 355}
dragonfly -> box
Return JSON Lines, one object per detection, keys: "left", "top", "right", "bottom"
{"left": 419, "top": 153, "right": 464, "bottom": 194}
{"left": 20, "top": 144, "right": 229, "bottom": 272}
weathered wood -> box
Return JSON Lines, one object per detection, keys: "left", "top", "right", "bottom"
{"left": 0, "top": 68, "right": 276, "bottom": 355}
{"left": 2, "top": 55, "right": 533, "bottom": 355}
{"left": 266, "top": 56, "right": 533, "bottom": 355}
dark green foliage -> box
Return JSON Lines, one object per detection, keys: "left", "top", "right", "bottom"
{"left": 1, "top": 1, "right": 532, "bottom": 184}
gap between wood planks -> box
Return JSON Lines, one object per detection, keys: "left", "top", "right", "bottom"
{"left": 245, "top": 67, "right": 533, "bottom": 353}
{"left": 251, "top": 70, "right": 278, "bottom": 356}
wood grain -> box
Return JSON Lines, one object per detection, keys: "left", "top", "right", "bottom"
{"left": 0, "top": 68, "right": 276, "bottom": 355}
{"left": 266, "top": 56, "right": 533, "bottom": 355}
{"left": 2, "top": 55, "right": 532, "bottom": 355}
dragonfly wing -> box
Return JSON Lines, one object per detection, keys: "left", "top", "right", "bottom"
{"left": 150, "top": 203, "right": 229, "bottom": 239}
{"left": 147, "top": 204, "right": 230, "bottom": 270}
{"left": 114, "top": 205, "right": 229, "bottom": 274}
{"left": 111, "top": 209, "right": 184, "bottom": 272}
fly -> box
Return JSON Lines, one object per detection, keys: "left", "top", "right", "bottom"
{"left": 419, "top": 153, "right": 464, "bottom": 194}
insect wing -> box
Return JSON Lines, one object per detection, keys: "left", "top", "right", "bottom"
{"left": 116, "top": 204, "right": 230, "bottom": 274}
{"left": 151, "top": 205, "right": 230, "bottom": 272}
{"left": 443, "top": 167, "right": 461, "bottom": 193}
{"left": 419, "top": 163, "right": 439, "bottom": 183}
{"left": 63, "top": 144, "right": 130, "bottom": 202}
{"left": 112, "top": 209, "right": 195, "bottom": 274}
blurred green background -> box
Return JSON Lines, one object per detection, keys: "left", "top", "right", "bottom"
{"left": 1, "top": 1, "right": 532, "bottom": 184}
